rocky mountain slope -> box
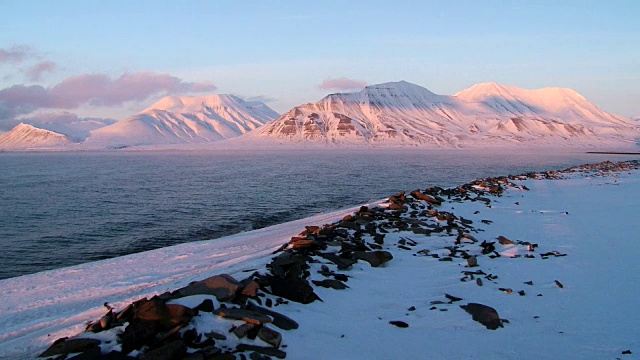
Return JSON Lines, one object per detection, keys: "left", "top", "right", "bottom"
{"left": 0, "top": 123, "right": 78, "bottom": 150}
{"left": 85, "top": 95, "right": 278, "bottom": 148}
{"left": 244, "top": 81, "right": 638, "bottom": 147}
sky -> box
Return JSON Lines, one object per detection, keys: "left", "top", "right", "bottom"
{"left": 0, "top": 0, "right": 638, "bottom": 130}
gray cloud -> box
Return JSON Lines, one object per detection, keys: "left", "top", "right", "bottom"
{"left": 0, "top": 45, "right": 36, "bottom": 64}
{"left": 26, "top": 61, "right": 57, "bottom": 81}
{"left": 0, "top": 71, "right": 217, "bottom": 124}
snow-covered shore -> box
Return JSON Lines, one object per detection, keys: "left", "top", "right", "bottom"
{"left": 1, "top": 161, "right": 639, "bottom": 359}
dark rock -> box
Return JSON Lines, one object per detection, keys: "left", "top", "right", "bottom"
{"left": 233, "top": 323, "right": 257, "bottom": 339}
{"left": 240, "top": 280, "right": 261, "bottom": 298}
{"left": 312, "top": 279, "right": 349, "bottom": 290}
{"left": 194, "top": 299, "right": 215, "bottom": 313}
{"left": 213, "top": 308, "right": 272, "bottom": 325}
{"left": 353, "top": 251, "right": 393, "bottom": 267}
{"left": 555, "top": 280, "right": 564, "bottom": 288}
{"left": 407, "top": 306, "right": 416, "bottom": 311}
{"left": 622, "top": 350, "right": 632, "bottom": 354}
{"left": 460, "top": 303, "right": 503, "bottom": 330}
{"left": 177, "top": 274, "right": 240, "bottom": 301}
{"left": 139, "top": 339, "right": 186, "bottom": 360}
{"left": 236, "top": 344, "right": 286, "bottom": 359}
{"left": 66, "top": 347, "right": 101, "bottom": 360}
{"left": 445, "top": 293, "right": 463, "bottom": 303}
{"left": 119, "top": 320, "right": 162, "bottom": 354}
{"left": 373, "top": 234, "right": 385, "bottom": 244}
{"left": 318, "top": 252, "right": 357, "bottom": 270}
{"left": 39, "top": 337, "right": 101, "bottom": 357}
{"left": 466, "top": 256, "right": 478, "bottom": 267}
{"left": 257, "top": 326, "right": 282, "bottom": 348}
{"left": 476, "top": 278, "right": 483, "bottom": 286}
{"left": 246, "top": 304, "right": 299, "bottom": 330}
{"left": 203, "top": 331, "right": 227, "bottom": 340}
{"left": 498, "top": 236, "right": 515, "bottom": 245}
{"left": 389, "top": 321, "right": 409, "bottom": 328}
{"left": 266, "top": 275, "right": 317, "bottom": 304}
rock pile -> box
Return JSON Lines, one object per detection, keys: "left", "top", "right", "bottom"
{"left": 39, "top": 160, "right": 640, "bottom": 359}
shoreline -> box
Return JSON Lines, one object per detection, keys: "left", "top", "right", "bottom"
{"left": 2, "top": 160, "right": 639, "bottom": 359}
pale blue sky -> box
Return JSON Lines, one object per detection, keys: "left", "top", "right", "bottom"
{"left": 0, "top": 0, "right": 638, "bottom": 123}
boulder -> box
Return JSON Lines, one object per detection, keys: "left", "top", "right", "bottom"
{"left": 353, "top": 251, "right": 393, "bottom": 267}
{"left": 460, "top": 303, "right": 503, "bottom": 330}
{"left": 233, "top": 323, "right": 257, "bottom": 339}
{"left": 257, "top": 326, "right": 282, "bottom": 348}
{"left": 266, "top": 275, "right": 318, "bottom": 304}
{"left": 177, "top": 274, "right": 240, "bottom": 301}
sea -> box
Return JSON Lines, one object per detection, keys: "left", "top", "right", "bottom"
{"left": 1, "top": 148, "right": 636, "bottom": 280}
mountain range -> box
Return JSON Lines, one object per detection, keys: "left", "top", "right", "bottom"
{"left": 246, "top": 81, "right": 638, "bottom": 147}
{"left": 1, "top": 81, "right": 638, "bottom": 150}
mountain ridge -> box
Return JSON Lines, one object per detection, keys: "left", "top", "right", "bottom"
{"left": 244, "top": 81, "right": 638, "bottom": 147}
{"left": 84, "top": 94, "right": 278, "bottom": 148}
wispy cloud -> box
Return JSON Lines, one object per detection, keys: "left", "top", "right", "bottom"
{"left": 26, "top": 61, "right": 57, "bottom": 81}
{"left": 241, "top": 95, "right": 277, "bottom": 103}
{"left": 319, "top": 77, "right": 367, "bottom": 91}
{"left": 0, "top": 71, "right": 217, "bottom": 123}
{"left": 0, "top": 45, "right": 36, "bottom": 64}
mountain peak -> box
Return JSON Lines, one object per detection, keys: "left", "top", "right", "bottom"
{"left": 0, "top": 123, "right": 77, "bottom": 149}
{"left": 142, "top": 94, "right": 246, "bottom": 114}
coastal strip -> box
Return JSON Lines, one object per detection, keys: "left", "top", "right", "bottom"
{"left": 2, "top": 160, "right": 639, "bottom": 359}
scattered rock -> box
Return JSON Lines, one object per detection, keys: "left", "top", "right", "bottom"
{"left": 312, "top": 279, "right": 349, "bottom": 290}
{"left": 466, "top": 256, "right": 478, "bottom": 267}
{"left": 555, "top": 280, "right": 564, "bottom": 288}
{"left": 389, "top": 320, "right": 409, "bottom": 328}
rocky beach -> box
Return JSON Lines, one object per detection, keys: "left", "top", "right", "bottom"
{"left": 2, "top": 160, "right": 639, "bottom": 359}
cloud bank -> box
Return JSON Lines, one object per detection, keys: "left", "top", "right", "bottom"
{"left": 0, "top": 72, "right": 217, "bottom": 123}
{"left": 319, "top": 77, "right": 367, "bottom": 91}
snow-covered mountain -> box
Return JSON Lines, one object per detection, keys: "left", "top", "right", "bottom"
{"left": 244, "top": 81, "right": 638, "bottom": 147}
{"left": 0, "top": 123, "right": 78, "bottom": 150}
{"left": 632, "top": 116, "right": 640, "bottom": 123}
{"left": 85, "top": 95, "right": 278, "bottom": 148}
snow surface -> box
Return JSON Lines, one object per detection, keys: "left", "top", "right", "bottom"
{"left": 1, "top": 164, "right": 639, "bottom": 359}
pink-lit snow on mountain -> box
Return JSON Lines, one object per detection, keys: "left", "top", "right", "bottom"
{"left": 246, "top": 81, "right": 638, "bottom": 147}
{"left": 0, "top": 123, "right": 78, "bottom": 149}
{"left": 86, "top": 95, "right": 278, "bottom": 148}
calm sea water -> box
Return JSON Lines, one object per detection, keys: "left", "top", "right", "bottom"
{"left": 0, "top": 149, "right": 636, "bottom": 279}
